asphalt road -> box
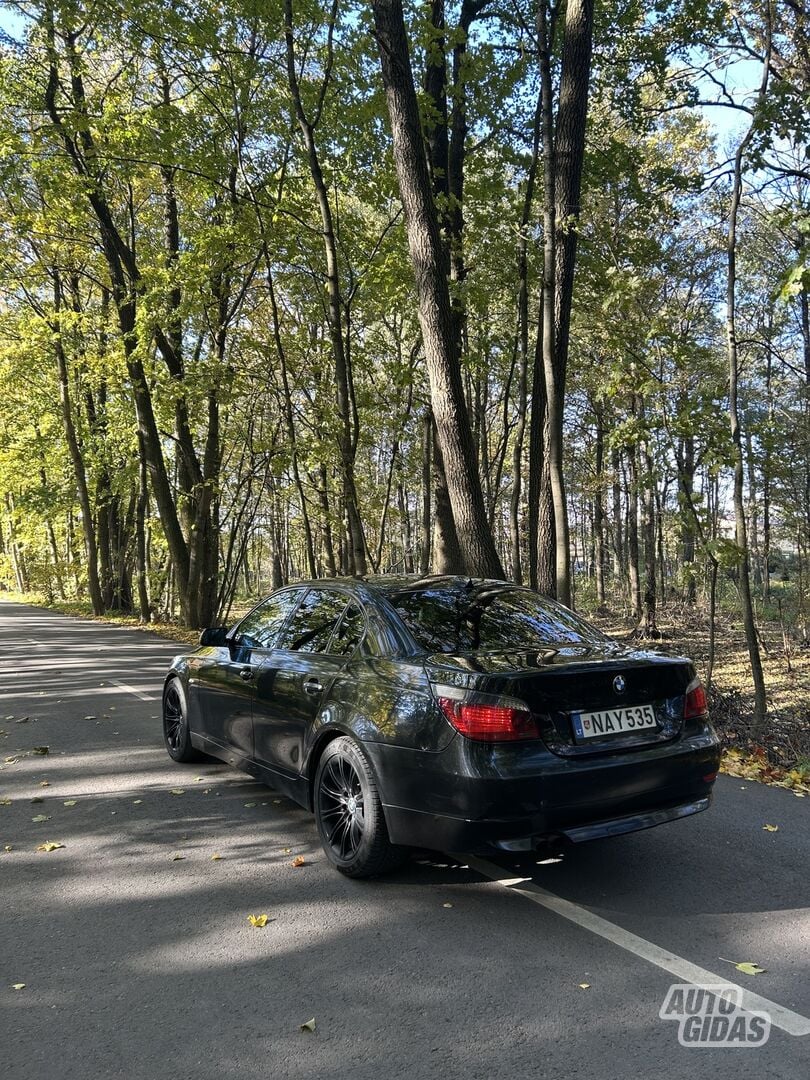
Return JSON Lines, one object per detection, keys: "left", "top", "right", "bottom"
{"left": 1, "top": 600, "right": 808, "bottom": 1080}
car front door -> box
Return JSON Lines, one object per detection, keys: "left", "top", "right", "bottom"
{"left": 192, "top": 589, "right": 303, "bottom": 765}
{"left": 253, "top": 589, "right": 362, "bottom": 780}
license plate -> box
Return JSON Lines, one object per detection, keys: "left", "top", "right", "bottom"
{"left": 572, "top": 704, "right": 657, "bottom": 741}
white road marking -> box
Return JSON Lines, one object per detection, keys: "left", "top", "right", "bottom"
{"left": 109, "top": 679, "right": 157, "bottom": 702}
{"left": 0, "top": 684, "right": 157, "bottom": 701}
{"left": 464, "top": 855, "right": 810, "bottom": 1038}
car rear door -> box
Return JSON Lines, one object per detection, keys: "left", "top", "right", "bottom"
{"left": 253, "top": 590, "right": 363, "bottom": 778}
{"left": 192, "top": 588, "right": 303, "bottom": 763}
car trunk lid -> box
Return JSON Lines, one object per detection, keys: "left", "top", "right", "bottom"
{"left": 425, "top": 644, "right": 695, "bottom": 756}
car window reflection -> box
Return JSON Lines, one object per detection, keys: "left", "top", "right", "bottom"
{"left": 276, "top": 590, "right": 348, "bottom": 653}
{"left": 235, "top": 589, "right": 302, "bottom": 649}
{"left": 390, "top": 586, "right": 607, "bottom": 653}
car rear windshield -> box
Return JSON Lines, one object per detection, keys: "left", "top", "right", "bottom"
{"left": 388, "top": 586, "right": 607, "bottom": 653}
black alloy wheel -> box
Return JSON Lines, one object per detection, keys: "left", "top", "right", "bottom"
{"left": 162, "top": 678, "right": 203, "bottom": 763}
{"left": 314, "top": 736, "right": 406, "bottom": 878}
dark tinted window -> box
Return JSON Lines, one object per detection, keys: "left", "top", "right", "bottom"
{"left": 276, "top": 589, "right": 348, "bottom": 653}
{"left": 235, "top": 590, "right": 301, "bottom": 649}
{"left": 330, "top": 602, "right": 365, "bottom": 656}
{"left": 389, "top": 587, "right": 605, "bottom": 652}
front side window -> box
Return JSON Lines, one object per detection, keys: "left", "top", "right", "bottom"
{"left": 389, "top": 586, "right": 607, "bottom": 653}
{"left": 235, "top": 589, "right": 302, "bottom": 649}
{"left": 276, "top": 589, "right": 348, "bottom": 654}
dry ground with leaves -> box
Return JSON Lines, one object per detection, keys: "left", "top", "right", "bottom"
{"left": 590, "top": 602, "right": 810, "bottom": 789}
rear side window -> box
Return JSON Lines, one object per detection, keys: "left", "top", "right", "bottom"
{"left": 330, "top": 602, "right": 365, "bottom": 656}
{"left": 389, "top": 587, "right": 606, "bottom": 653}
{"left": 235, "top": 590, "right": 302, "bottom": 649}
{"left": 276, "top": 589, "right": 348, "bottom": 654}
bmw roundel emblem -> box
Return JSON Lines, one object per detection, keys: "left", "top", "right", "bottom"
{"left": 613, "top": 675, "right": 626, "bottom": 694}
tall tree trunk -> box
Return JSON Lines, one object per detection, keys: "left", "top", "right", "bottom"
{"left": 511, "top": 92, "right": 542, "bottom": 586}
{"left": 527, "top": 320, "right": 546, "bottom": 591}
{"left": 727, "top": 93, "right": 768, "bottom": 735}
{"left": 536, "top": 0, "right": 595, "bottom": 607}
{"left": 626, "top": 443, "right": 642, "bottom": 620}
{"left": 641, "top": 436, "right": 657, "bottom": 636}
{"left": 135, "top": 431, "right": 151, "bottom": 621}
{"left": 611, "top": 446, "right": 624, "bottom": 596}
{"left": 420, "top": 411, "right": 432, "bottom": 574}
{"left": 372, "top": 0, "right": 504, "bottom": 579}
{"left": 285, "top": 0, "right": 367, "bottom": 575}
{"left": 593, "top": 400, "right": 606, "bottom": 607}
{"left": 5, "top": 493, "right": 29, "bottom": 592}
{"left": 52, "top": 274, "right": 104, "bottom": 615}
{"left": 431, "top": 430, "right": 465, "bottom": 573}
{"left": 678, "top": 431, "right": 697, "bottom": 603}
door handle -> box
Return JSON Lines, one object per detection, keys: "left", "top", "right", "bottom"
{"left": 239, "top": 667, "right": 254, "bottom": 682}
{"left": 303, "top": 677, "right": 323, "bottom": 696}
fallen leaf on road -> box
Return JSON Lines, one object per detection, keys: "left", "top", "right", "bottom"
{"left": 39, "top": 781, "right": 50, "bottom": 787}
{"left": 194, "top": 777, "right": 205, "bottom": 782}
{"left": 0, "top": 798, "right": 11, "bottom": 806}
{"left": 172, "top": 854, "right": 186, "bottom": 861}
{"left": 300, "top": 1018, "right": 316, "bottom": 1033}
{"left": 170, "top": 789, "right": 185, "bottom": 795}
{"left": 244, "top": 802, "right": 256, "bottom": 808}
{"left": 273, "top": 799, "right": 281, "bottom": 804}
{"left": 579, "top": 983, "right": 591, "bottom": 990}
{"left": 4, "top": 757, "right": 17, "bottom": 764}
{"left": 762, "top": 824, "right": 779, "bottom": 832}
{"left": 31, "top": 814, "right": 50, "bottom": 823}
{"left": 132, "top": 800, "right": 142, "bottom": 805}
{"left": 16, "top": 717, "right": 29, "bottom": 724}
{"left": 291, "top": 856, "right": 306, "bottom": 868}
{"left": 63, "top": 800, "right": 77, "bottom": 807}
{"left": 30, "top": 796, "right": 44, "bottom": 804}
{"left": 210, "top": 853, "right": 223, "bottom": 861}
{"left": 248, "top": 914, "right": 269, "bottom": 927}
{"left": 4, "top": 845, "right": 12, "bottom": 851}
{"left": 11, "top": 983, "right": 25, "bottom": 991}
{"left": 720, "top": 958, "right": 766, "bottom": 976}
{"left": 282, "top": 847, "right": 292, "bottom": 854}
{"left": 36, "top": 842, "right": 64, "bottom": 852}
{"left": 31, "top": 746, "right": 49, "bottom": 755}
{"left": 442, "top": 903, "right": 453, "bottom": 909}
{"left": 83, "top": 716, "right": 96, "bottom": 720}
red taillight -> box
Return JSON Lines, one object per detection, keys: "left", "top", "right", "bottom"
{"left": 438, "top": 697, "right": 539, "bottom": 742}
{"left": 684, "top": 680, "right": 708, "bottom": 719}
{"left": 703, "top": 771, "right": 718, "bottom": 783}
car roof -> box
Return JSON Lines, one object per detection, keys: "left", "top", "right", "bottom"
{"left": 292, "top": 575, "right": 517, "bottom": 595}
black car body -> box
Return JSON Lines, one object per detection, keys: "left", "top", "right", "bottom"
{"left": 163, "top": 576, "right": 721, "bottom": 875}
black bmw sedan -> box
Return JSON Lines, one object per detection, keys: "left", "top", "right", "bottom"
{"left": 162, "top": 576, "right": 721, "bottom": 877}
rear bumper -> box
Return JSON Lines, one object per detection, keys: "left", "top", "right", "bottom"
{"left": 367, "top": 725, "right": 721, "bottom": 853}
{"left": 383, "top": 794, "right": 712, "bottom": 852}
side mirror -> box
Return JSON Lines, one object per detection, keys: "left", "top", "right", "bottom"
{"left": 199, "top": 626, "right": 228, "bottom": 647}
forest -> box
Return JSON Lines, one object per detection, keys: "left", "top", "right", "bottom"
{"left": 0, "top": 0, "right": 807, "bottom": 749}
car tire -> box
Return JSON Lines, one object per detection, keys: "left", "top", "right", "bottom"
{"left": 162, "top": 677, "right": 204, "bottom": 763}
{"left": 314, "top": 736, "right": 407, "bottom": 878}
